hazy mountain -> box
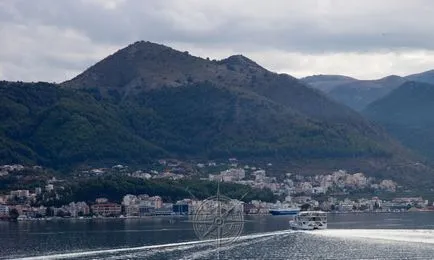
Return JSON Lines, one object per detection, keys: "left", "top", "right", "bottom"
{"left": 364, "top": 81, "right": 434, "bottom": 161}
{"left": 0, "top": 41, "right": 430, "bottom": 184}
{"left": 405, "top": 69, "right": 434, "bottom": 84}
{"left": 327, "top": 75, "right": 407, "bottom": 111}
{"left": 301, "top": 73, "right": 407, "bottom": 111}
{"left": 300, "top": 75, "right": 357, "bottom": 92}
{"left": 302, "top": 70, "right": 434, "bottom": 111}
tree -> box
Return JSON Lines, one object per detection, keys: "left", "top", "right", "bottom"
{"left": 300, "top": 203, "right": 311, "bottom": 211}
{"left": 374, "top": 201, "right": 381, "bottom": 210}
{"left": 9, "top": 208, "right": 19, "bottom": 220}
{"left": 45, "top": 207, "right": 54, "bottom": 217}
{"left": 359, "top": 204, "right": 368, "bottom": 211}
{"left": 56, "top": 210, "right": 66, "bottom": 218}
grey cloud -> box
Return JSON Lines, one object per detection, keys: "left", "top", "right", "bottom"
{"left": 3, "top": 0, "right": 434, "bottom": 53}
{"left": 0, "top": 1, "right": 428, "bottom": 51}
{"left": 2, "top": 0, "right": 434, "bottom": 81}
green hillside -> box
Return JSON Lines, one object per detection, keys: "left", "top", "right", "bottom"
{"left": 0, "top": 42, "right": 431, "bottom": 184}
{"left": 302, "top": 75, "right": 407, "bottom": 111}
{"left": 0, "top": 81, "right": 166, "bottom": 168}
{"left": 364, "top": 81, "right": 434, "bottom": 160}
{"left": 0, "top": 80, "right": 392, "bottom": 167}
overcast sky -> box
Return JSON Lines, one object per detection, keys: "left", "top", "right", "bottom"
{"left": 2, "top": 0, "right": 434, "bottom": 82}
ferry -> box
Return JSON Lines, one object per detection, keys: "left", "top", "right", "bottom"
{"left": 289, "top": 211, "right": 327, "bottom": 230}
{"left": 269, "top": 208, "right": 300, "bottom": 215}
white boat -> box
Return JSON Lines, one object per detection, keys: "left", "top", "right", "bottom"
{"left": 289, "top": 211, "right": 327, "bottom": 230}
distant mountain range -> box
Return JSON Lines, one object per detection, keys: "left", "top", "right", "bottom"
{"left": 363, "top": 81, "right": 434, "bottom": 161}
{"left": 405, "top": 70, "right": 434, "bottom": 84}
{"left": 302, "top": 71, "right": 434, "bottom": 164}
{"left": 0, "top": 41, "right": 432, "bottom": 185}
{"left": 299, "top": 75, "right": 357, "bottom": 93}
{"left": 301, "top": 71, "right": 434, "bottom": 111}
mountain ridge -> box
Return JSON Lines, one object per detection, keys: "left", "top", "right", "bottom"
{"left": 0, "top": 41, "right": 431, "bottom": 185}
{"left": 363, "top": 81, "right": 434, "bottom": 161}
{"left": 301, "top": 69, "right": 434, "bottom": 111}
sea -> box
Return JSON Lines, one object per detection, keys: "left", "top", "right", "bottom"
{"left": 2, "top": 212, "right": 434, "bottom": 259}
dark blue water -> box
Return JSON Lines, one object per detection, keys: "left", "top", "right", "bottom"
{"left": 2, "top": 212, "right": 434, "bottom": 259}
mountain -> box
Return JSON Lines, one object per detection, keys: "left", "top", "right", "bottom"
{"left": 300, "top": 75, "right": 357, "bottom": 93}
{"left": 405, "top": 70, "right": 434, "bottom": 84}
{"left": 302, "top": 70, "right": 434, "bottom": 112}
{"left": 62, "top": 42, "right": 370, "bottom": 123}
{"left": 301, "top": 74, "right": 407, "bottom": 111}
{"left": 0, "top": 41, "right": 430, "bottom": 184}
{"left": 364, "top": 81, "right": 434, "bottom": 161}
{"left": 327, "top": 75, "right": 407, "bottom": 111}
{"left": 0, "top": 81, "right": 166, "bottom": 168}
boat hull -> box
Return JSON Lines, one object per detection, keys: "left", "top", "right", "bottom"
{"left": 269, "top": 209, "right": 300, "bottom": 215}
{"left": 288, "top": 211, "right": 327, "bottom": 230}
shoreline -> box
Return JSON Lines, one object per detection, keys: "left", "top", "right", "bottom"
{"left": 4, "top": 210, "right": 434, "bottom": 222}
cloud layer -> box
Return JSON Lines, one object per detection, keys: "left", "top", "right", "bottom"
{"left": 1, "top": 0, "right": 434, "bottom": 82}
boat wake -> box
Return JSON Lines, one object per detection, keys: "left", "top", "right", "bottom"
{"left": 13, "top": 229, "right": 434, "bottom": 259}
{"left": 313, "top": 229, "right": 434, "bottom": 244}
{"left": 11, "top": 230, "right": 295, "bottom": 260}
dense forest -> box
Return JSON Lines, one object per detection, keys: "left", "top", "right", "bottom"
{"left": 0, "top": 81, "right": 394, "bottom": 168}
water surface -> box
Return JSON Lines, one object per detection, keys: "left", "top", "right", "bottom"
{"left": 2, "top": 212, "right": 434, "bottom": 259}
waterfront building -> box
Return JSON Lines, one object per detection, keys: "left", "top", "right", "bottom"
{"left": 35, "top": 187, "right": 42, "bottom": 195}
{"left": 125, "top": 205, "right": 139, "bottom": 216}
{"left": 67, "top": 202, "right": 90, "bottom": 217}
{"left": 0, "top": 205, "right": 9, "bottom": 216}
{"left": 139, "top": 205, "right": 155, "bottom": 216}
{"left": 10, "top": 190, "right": 30, "bottom": 198}
{"left": 173, "top": 203, "right": 189, "bottom": 215}
{"left": 91, "top": 203, "right": 122, "bottom": 217}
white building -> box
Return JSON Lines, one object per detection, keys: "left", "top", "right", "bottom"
{"left": 0, "top": 164, "right": 24, "bottom": 172}
{"left": 312, "top": 187, "right": 325, "bottom": 194}
{"left": 130, "top": 171, "right": 152, "bottom": 180}
{"left": 66, "top": 202, "right": 90, "bottom": 217}
{"left": 221, "top": 168, "right": 246, "bottom": 181}
{"left": 35, "top": 187, "right": 42, "bottom": 195}
{"left": 122, "top": 194, "right": 138, "bottom": 206}
{"left": 45, "top": 184, "right": 54, "bottom": 192}
{"left": 125, "top": 205, "right": 139, "bottom": 216}
{"left": 379, "top": 180, "right": 397, "bottom": 192}
{"left": 0, "top": 205, "right": 9, "bottom": 216}
{"left": 10, "top": 190, "right": 30, "bottom": 198}
{"left": 0, "top": 205, "right": 9, "bottom": 217}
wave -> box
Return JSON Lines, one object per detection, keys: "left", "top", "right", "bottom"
{"left": 177, "top": 234, "right": 283, "bottom": 260}
{"left": 12, "top": 230, "right": 294, "bottom": 260}
{"left": 313, "top": 229, "right": 434, "bottom": 244}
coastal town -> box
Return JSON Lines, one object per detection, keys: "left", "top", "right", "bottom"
{"left": 0, "top": 160, "right": 433, "bottom": 221}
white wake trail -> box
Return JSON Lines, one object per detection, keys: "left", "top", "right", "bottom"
{"left": 313, "top": 229, "right": 434, "bottom": 244}
{"left": 12, "top": 230, "right": 295, "bottom": 260}
{"left": 177, "top": 230, "right": 293, "bottom": 260}
{"left": 11, "top": 240, "right": 214, "bottom": 260}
